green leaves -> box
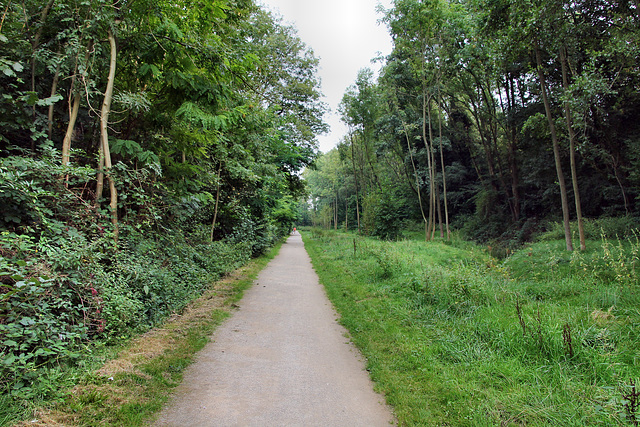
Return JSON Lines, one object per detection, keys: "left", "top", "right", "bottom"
{"left": 111, "top": 139, "right": 160, "bottom": 167}
{"left": 0, "top": 58, "right": 23, "bottom": 77}
{"left": 0, "top": 0, "right": 331, "bottom": 415}
{"left": 176, "top": 102, "right": 233, "bottom": 132}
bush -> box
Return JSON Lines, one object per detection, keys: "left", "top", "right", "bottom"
{"left": 0, "top": 228, "right": 254, "bottom": 399}
{"left": 0, "top": 237, "right": 94, "bottom": 399}
{"left": 0, "top": 142, "right": 277, "bottom": 407}
{"left": 362, "top": 190, "right": 407, "bottom": 241}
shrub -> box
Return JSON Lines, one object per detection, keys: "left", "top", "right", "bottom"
{"left": 0, "top": 241, "right": 95, "bottom": 399}
{"left": 362, "top": 190, "right": 407, "bottom": 241}
{"left": 0, "top": 226, "right": 255, "bottom": 399}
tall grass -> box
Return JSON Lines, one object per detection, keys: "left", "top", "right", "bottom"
{"left": 303, "top": 228, "right": 640, "bottom": 426}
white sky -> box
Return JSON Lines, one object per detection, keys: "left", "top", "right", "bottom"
{"left": 257, "top": 0, "right": 394, "bottom": 153}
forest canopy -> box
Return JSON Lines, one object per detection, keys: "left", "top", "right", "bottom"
{"left": 304, "top": 0, "right": 640, "bottom": 249}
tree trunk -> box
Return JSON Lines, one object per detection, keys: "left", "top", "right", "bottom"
{"left": 210, "top": 163, "right": 222, "bottom": 242}
{"left": 63, "top": 45, "right": 91, "bottom": 166}
{"left": 345, "top": 198, "right": 348, "bottom": 231}
{"left": 349, "top": 131, "right": 361, "bottom": 232}
{"left": 62, "top": 95, "right": 81, "bottom": 166}
{"left": 436, "top": 181, "right": 443, "bottom": 238}
{"left": 422, "top": 92, "right": 431, "bottom": 240}
{"left": 362, "top": 133, "right": 382, "bottom": 192}
{"left": 402, "top": 118, "right": 428, "bottom": 237}
{"left": 31, "top": 0, "right": 56, "bottom": 96}
{"left": 100, "top": 28, "right": 119, "bottom": 242}
{"left": 560, "top": 46, "right": 586, "bottom": 250}
{"left": 437, "top": 83, "right": 450, "bottom": 240}
{"left": 535, "top": 42, "right": 573, "bottom": 251}
{"left": 334, "top": 192, "right": 338, "bottom": 230}
{"left": 425, "top": 94, "right": 437, "bottom": 240}
{"left": 96, "top": 141, "right": 104, "bottom": 202}
{"left": 505, "top": 73, "right": 521, "bottom": 221}
{"left": 48, "top": 55, "right": 61, "bottom": 139}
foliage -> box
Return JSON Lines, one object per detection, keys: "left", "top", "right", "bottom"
{"left": 304, "top": 230, "right": 640, "bottom": 425}
{"left": 305, "top": 0, "right": 640, "bottom": 247}
{"left": 0, "top": 243, "right": 91, "bottom": 401}
{"left": 362, "top": 190, "right": 408, "bottom": 240}
{"left": 0, "top": 243, "right": 281, "bottom": 426}
{"left": 0, "top": 0, "right": 327, "bottom": 420}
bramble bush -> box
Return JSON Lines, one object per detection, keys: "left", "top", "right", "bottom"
{"left": 0, "top": 234, "right": 94, "bottom": 399}
{"left": 0, "top": 151, "right": 279, "bottom": 407}
{"left": 0, "top": 229, "right": 254, "bottom": 400}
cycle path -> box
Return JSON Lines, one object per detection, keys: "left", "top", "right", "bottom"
{"left": 154, "top": 233, "right": 395, "bottom": 426}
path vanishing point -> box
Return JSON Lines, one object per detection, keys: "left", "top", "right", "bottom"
{"left": 154, "top": 233, "right": 395, "bottom": 426}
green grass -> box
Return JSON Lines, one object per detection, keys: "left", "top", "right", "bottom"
{"left": 302, "top": 229, "right": 640, "bottom": 426}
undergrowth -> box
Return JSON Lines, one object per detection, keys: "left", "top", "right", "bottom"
{"left": 9, "top": 241, "right": 281, "bottom": 426}
{"left": 0, "top": 149, "right": 289, "bottom": 424}
{"left": 303, "top": 228, "right": 640, "bottom": 426}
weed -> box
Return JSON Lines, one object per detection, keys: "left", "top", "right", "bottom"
{"left": 5, "top": 241, "right": 282, "bottom": 426}
{"left": 622, "top": 379, "right": 639, "bottom": 427}
{"left": 562, "top": 323, "right": 574, "bottom": 359}
{"left": 515, "top": 296, "right": 527, "bottom": 337}
{"left": 368, "top": 245, "right": 397, "bottom": 280}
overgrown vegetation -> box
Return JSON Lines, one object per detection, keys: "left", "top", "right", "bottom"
{"left": 1, "top": 0, "right": 322, "bottom": 422}
{"left": 4, "top": 242, "right": 280, "bottom": 427}
{"left": 0, "top": 147, "right": 292, "bottom": 424}
{"left": 303, "top": 228, "right": 640, "bottom": 426}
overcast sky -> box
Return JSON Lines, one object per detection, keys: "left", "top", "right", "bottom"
{"left": 257, "top": 0, "right": 394, "bottom": 153}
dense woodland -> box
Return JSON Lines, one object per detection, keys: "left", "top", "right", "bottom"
{"left": 305, "top": 0, "right": 640, "bottom": 249}
{"left": 0, "top": 0, "right": 325, "bottom": 404}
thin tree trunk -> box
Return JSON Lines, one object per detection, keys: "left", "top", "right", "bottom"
{"left": 0, "top": 3, "right": 10, "bottom": 33}
{"left": 437, "top": 83, "right": 450, "bottom": 240}
{"left": 436, "top": 181, "right": 443, "bottom": 238}
{"left": 48, "top": 54, "right": 61, "bottom": 138}
{"left": 362, "top": 134, "right": 382, "bottom": 192}
{"left": 560, "top": 46, "right": 586, "bottom": 250}
{"left": 63, "top": 45, "right": 91, "bottom": 166}
{"left": 63, "top": 95, "right": 81, "bottom": 165}
{"left": 345, "top": 198, "right": 348, "bottom": 231}
{"left": 210, "top": 163, "right": 222, "bottom": 242}
{"left": 349, "top": 131, "right": 361, "bottom": 232}
{"left": 334, "top": 192, "right": 338, "bottom": 231}
{"left": 506, "top": 74, "right": 521, "bottom": 221}
{"left": 535, "top": 42, "right": 573, "bottom": 251}
{"left": 610, "top": 156, "right": 630, "bottom": 214}
{"left": 31, "top": 0, "right": 56, "bottom": 97}
{"left": 402, "top": 119, "right": 428, "bottom": 235}
{"left": 100, "top": 28, "right": 119, "bottom": 242}
{"left": 422, "top": 92, "right": 431, "bottom": 240}
{"left": 426, "top": 94, "right": 437, "bottom": 240}
{"left": 96, "top": 141, "right": 105, "bottom": 225}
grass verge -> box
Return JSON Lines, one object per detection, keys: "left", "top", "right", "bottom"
{"left": 12, "top": 241, "right": 283, "bottom": 427}
{"left": 303, "top": 229, "right": 640, "bottom": 426}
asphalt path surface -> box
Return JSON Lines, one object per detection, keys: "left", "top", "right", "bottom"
{"left": 154, "top": 233, "right": 395, "bottom": 426}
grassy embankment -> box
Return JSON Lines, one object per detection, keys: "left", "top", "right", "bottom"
{"left": 7, "top": 241, "right": 283, "bottom": 427}
{"left": 303, "top": 227, "right": 640, "bottom": 426}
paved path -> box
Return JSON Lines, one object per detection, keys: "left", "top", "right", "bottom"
{"left": 154, "top": 234, "right": 394, "bottom": 426}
